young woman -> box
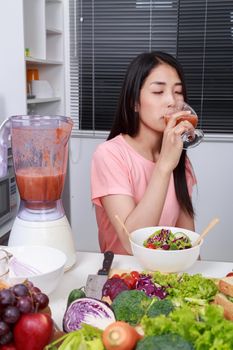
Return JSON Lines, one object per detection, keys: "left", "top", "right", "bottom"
{"left": 91, "top": 51, "right": 196, "bottom": 255}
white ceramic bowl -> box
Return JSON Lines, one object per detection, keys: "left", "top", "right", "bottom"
{"left": 129, "top": 226, "right": 202, "bottom": 273}
{"left": 5, "top": 245, "right": 67, "bottom": 295}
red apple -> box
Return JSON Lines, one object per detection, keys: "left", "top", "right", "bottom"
{"left": 0, "top": 344, "right": 16, "bottom": 350}
{"left": 13, "top": 313, "right": 53, "bottom": 350}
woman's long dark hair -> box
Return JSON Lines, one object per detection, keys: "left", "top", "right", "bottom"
{"left": 108, "top": 51, "right": 195, "bottom": 217}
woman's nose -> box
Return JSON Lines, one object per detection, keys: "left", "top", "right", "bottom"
{"left": 167, "top": 94, "right": 183, "bottom": 107}
{"left": 166, "top": 94, "right": 177, "bottom": 107}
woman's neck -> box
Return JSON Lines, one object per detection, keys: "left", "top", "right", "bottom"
{"left": 123, "top": 129, "right": 162, "bottom": 162}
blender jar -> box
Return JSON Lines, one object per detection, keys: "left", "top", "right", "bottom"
{"left": 11, "top": 115, "right": 73, "bottom": 221}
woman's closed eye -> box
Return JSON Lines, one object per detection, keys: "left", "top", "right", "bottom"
{"left": 152, "top": 91, "right": 163, "bottom": 94}
{"left": 152, "top": 90, "right": 183, "bottom": 95}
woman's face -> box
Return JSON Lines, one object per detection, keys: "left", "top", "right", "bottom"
{"left": 137, "top": 63, "right": 184, "bottom": 132}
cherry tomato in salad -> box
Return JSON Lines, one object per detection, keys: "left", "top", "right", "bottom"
{"left": 122, "top": 276, "right": 136, "bottom": 289}
{"left": 146, "top": 243, "right": 155, "bottom": 249}
{"left": 117, "top": 272, "right": 139, "bottom": 289}
{"left": 120, "top": 273, "right": 128, "bottom": 278}
{"left": 226, "top": 272, "right": 233, "bottom": 277}
{"left": 130, "top": 271, "right": 140, "bottom": 280}
{"left": 110, "top": 271, "right": 141, "bottom": 289}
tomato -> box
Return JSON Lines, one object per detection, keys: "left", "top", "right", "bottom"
{"left": 112, "top": 271, "right": 141, "bottom": 289}
{"left": 226, "top": 272, "right": 233, "bottom": 277}
{"left": 146, "top": 243, "right": 154, "bottom": 249}
{"left": 124, "top": 276, "right": 136, "bottom": 289}
{"left": 130, "top": 271, "right": 140, "bottom": 280}
{"left": 13, "top": 313, "right": 53, "bottom": 350}
{"left": 120, "top": 273, "right": 128, "bottom": 278}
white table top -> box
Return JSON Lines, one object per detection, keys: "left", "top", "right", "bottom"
{"left": 49, "top": 251, "right": 233, "bottom": 329}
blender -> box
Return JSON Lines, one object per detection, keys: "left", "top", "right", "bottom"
{"left": 0, "top": 115, "right": 76, "bottom": 270}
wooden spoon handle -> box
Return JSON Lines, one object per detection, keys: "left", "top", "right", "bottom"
{"left": 193, "top": 217, "right": 220, "bottom": 247}
{"left": 115, "top": 215, "right": 130, "bottom": 237}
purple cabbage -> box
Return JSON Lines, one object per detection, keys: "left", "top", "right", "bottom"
{"left": 135, "top": 275, "right": 167, "bottom": 299}
{"left": 102, "top": 277, "right": 130, "bottom": 300}
{"left": 63, "top": 297, "right": 115, "bottom": 332}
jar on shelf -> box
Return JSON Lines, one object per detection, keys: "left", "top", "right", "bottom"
{"left": 26, "top": 68, "right": 39, "bottom": 98}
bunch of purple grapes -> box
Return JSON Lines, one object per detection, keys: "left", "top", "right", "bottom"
{"left": 0, "top": 281, "right": 49, "bottom": 345}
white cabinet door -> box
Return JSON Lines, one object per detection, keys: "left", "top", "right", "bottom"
{"left": 0, "top": 1, "right": 27, "bottom": 122}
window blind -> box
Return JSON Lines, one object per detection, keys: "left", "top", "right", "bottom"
{"left": 177, "top": 0, "right": 233, "bottom": 133}
{"left": 69, "top": 0, "right": 233, "bottom": 135}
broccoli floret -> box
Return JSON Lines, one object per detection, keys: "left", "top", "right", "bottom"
{"left": 136, "top": 333, "right": 194, "bottom": 350}
{"left": 111, "top": 289, "right": 151, "bottom": 326}
{"left": 146, "top": 298, "right": 174, "bottom": 318}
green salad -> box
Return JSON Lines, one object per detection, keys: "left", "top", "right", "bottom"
{"left": 143, "top": 228, "right": 192, "bottom": 250}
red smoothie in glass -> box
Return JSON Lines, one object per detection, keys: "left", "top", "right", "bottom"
{"left": 165, "top": 114, "right": 198, "bottom": 127}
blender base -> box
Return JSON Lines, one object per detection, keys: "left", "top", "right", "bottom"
{"left": 8, "top": 215, "right": 76, "bottom": 270}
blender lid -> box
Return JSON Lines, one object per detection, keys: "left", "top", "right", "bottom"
{"left": 10, "top": 115, "right": 73, "bottom": 127}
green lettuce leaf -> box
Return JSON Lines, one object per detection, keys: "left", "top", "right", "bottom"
{"left": 141, "top": 304, "right": 233, "bottom": 350}
{"left": 151, "top": 272, "right": 218, "bottom": 301}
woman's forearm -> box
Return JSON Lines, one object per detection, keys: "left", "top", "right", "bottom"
{"left": 102, "top": 165, "right": 173, "bottom": 253}
{"left": 125, "top": 165, "right": 172, "bottom": 231}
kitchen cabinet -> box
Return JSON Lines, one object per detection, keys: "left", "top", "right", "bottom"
{"left": 0, "top": 1, "right": 26, "bottom": 122}
{"left": 23, "top": 0, "right": 65, "bottom": 115}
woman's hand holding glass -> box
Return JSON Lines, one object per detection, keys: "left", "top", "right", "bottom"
{"left": 164, "top": 102, "right": 204, "bottom": 149}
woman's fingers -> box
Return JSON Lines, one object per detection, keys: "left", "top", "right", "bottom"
{"left": 165, "top": 120, "right": 194, "bottom": 139}
{"left": 165, "top": 110, "right": 192, "bottom": 129}
{"left": 163, "top": 120, "right": 194, "bottom": 154}
{"left": 174, "top": 120, "right": 194, "bottom": 136}
{"left": 164, "top": 115, "right": 177, "bottom": 128}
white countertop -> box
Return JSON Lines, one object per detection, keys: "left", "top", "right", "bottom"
{"left": 49, "top": 251, "right": 233, "bottom": 329}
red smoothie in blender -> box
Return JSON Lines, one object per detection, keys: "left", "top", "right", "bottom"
{"left": 16, "top": 167, "right": 65, "bottom": 209}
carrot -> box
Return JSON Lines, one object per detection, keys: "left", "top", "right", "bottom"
{"left": 102, "top": 321, "right": 142, "bottom": 350}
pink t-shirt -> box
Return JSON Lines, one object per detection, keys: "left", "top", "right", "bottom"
{"left": 91, "top": 134, "right": 196, "bottom": 255}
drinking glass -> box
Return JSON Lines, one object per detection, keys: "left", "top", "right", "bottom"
{"left": 164, "top": 102, "right": 204, "bottom": 149}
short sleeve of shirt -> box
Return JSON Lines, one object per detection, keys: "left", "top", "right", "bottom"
{"left": 91, "top": 141, "right": 133, "bottom": 207}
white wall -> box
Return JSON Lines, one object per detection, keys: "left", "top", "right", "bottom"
{"left": 68, "top": 136, "right": 233, "bottom": 262}
{"left": 0, "top": 1, "right": 26, "bottom": 122}
{"left": 189, "top": 140, "right": 233, "bottom": 262}
{"left": 68, "top": 137, "right": 101, "bottom": 253}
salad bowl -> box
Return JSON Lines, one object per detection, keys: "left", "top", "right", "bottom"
{"left": 129, "top": 226, "right": 202, "bottom": 273}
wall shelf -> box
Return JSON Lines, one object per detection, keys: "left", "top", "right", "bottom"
{"left": 27, "top": 97, "right": 61, "bottom": 104}
{"left": 23, "top": 0, "right": 64, "bottom": 115}
{"left": 46, "top": 27, "right": 62, "bottom": 34}
{"left": 25, "top": 57, "right": 63, "bottom": 65}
